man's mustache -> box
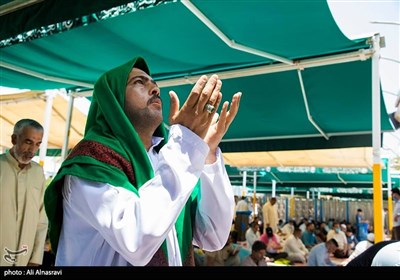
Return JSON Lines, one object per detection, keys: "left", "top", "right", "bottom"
{"left": 148, "top": 96, "right": 162, "bottom": 105}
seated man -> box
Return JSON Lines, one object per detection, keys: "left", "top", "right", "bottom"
{"left": 307, "top": 239, "right": 338, "bottom": 266}
{"left": 245, "top": 221, "right": 261, "bottom": 249}
{"left": 283, "top": 228, "right": 309, "bottom": 264}
{"left": 301, "top": 222, "right": 319, "bottom": 250}
{"left": 326, "top": 222, "right": 349, "bottom": 258}
{"left": 260, "top": 227, "right": 288, "bottom": 260}
{"left": 240, "top": 241, "right": 272, "bottom": 266}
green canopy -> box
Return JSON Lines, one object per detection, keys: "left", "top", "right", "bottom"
{"left": 0, "top": 0, "right": 395, "bottom": 153}
{"left": 227, "top": 166, "right": 400, "bottom": 199}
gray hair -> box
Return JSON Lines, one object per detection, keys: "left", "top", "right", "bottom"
{"left": 13, "top": 119, "right": 43, "bottom": 135}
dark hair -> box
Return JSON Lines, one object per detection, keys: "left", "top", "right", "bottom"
{"left": 252, "top": 240, "right": 266, "bottom": 252}
{"left": 327, "top": 238, "right": 339, "bottom": 247}
{"left": 392, "top": 188, "right": 400, "bottom": 195}
{"left": 13, "top": 119, "right": 43, "bottom": 135}
{"left": 266, "top": 226, "right": 273, "bottom": 237}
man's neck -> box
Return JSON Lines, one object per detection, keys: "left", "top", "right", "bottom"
{"left": 10, "top": 149, "right": 29, "bottom": 169}
{"left": 136, "top": 129, "right": 155, "bottom": 151}
{"left": 132, "top": 121, "right": 159, "bottom": 151}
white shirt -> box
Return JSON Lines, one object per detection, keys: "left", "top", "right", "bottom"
{"left": 283, "top": 234, "right": 308, "bottom": 256}
{"left": 326, "top": 230, "right": 347, "bottom": 250}
{"left": 371, "top": 241, "right": 400, "bottom": 266}
{"left": 245, "top": 228, "right": 260, "bottom": 249}
{"left": 343, "top": 240, "right": 374, "bottom": 266}
{"left": 55, "top": 125, "right": 235, "bottom": 266}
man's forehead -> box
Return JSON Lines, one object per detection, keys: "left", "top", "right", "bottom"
{"left": 129, "top": 67, "right": 150, "bottom": 77}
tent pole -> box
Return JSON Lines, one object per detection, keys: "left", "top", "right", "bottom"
{"left": 271, "top": 179, "right": 276, "bottom": 197}
{"left": 372, "top": 33, "right": 384, "bottom": 242}
{"left": 61, "top": 92, "right": 75, "bottom": 161}
{"left": 386, "top": 159, "right": 393, "bottom": 235}
{"left": 297, "top": 69, "right": 329, "bottom": 139}
{"left": 242, "top": 171, "right": 247, "bottom": 197}
{"left": 289, "top": 189, "right": 295, "bottom": 219}
{"left": 39, "top": 90, "right": 56, "bottom": 167}
{"left": 253, "top": 171, "right": 257, "bottom": 218}
{"left": 157, "top": 49, "right": 373, "bottom": 88}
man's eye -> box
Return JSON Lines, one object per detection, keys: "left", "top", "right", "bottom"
{"left": 134, "top": 79, "right": 144, "bottom": 84}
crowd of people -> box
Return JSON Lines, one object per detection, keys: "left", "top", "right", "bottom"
{"left": 194, "top": 196, "right": 400, "bottom": 267}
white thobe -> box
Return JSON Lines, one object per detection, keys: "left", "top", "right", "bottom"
{"left": 55, "top": 125, "right": 234, "bottom": 266}
{"left": 0, "top": 152, "right": 48, "bottom": 266}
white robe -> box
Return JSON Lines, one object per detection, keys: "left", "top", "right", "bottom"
{"left": 55, "top": 125, "right": 234, "bottom": 266}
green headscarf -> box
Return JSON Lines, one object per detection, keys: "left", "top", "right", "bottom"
{"left": 44, "top": 57, "right": 198, "bottom": 265}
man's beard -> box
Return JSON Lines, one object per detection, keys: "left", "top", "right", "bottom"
{"left": 127, "top": 108, "right": 162, "bottom": 132}
{"left": 13, "top": 149, "right": 33, "bottom": 165}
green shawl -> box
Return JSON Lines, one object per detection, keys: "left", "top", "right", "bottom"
{"left": 44, "top": 57, "right": 198, "bottom": 265}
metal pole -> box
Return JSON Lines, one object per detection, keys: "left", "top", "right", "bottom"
{"left": 39, "top": 90, "right": 55, "bottom": 167}
{"left": 61, "top": 92, "right": 75, "bottom": 161}
{"left": 272, "top": 179, "right": 276, "bottom": 197}
{"left": 372, "top": 33, "right": 384, "bottom": 242}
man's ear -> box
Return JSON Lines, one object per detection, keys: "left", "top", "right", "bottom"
{"left": 11, "top": 134, "right": 17, "bottom": 145}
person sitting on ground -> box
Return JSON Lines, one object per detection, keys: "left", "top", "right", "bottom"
{"left": 240, "top": 240, "right": 272, "bottom": 266}
{"left": 326, "top": 222, "right": 349, "bottom": 258}
{"left": 301, "top": 222, "right": 319, "bottom": 250}
{"left": 260, "top": 227, "right": 288, "bottom": 260}
{"left": 345, "top": 228, "right": 358, "bottom": 253}
{"left": 206, "top": 230, "right": 241, "bottom": 266}
{"left": 283, "top": 227, "right": 309, "bottom": 264}
{"left": 342, "top": 232, "right": 374, "bottom": 266}
{"left": 245, "top": 221, "right": 261, "bottom": 249}
{"left": 315, "top": 221, "right": 329, "bottom": 243}
{"left": 307, "top": 238, "right": 338, "bottom": 266}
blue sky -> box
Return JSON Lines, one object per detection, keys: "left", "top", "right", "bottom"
{"left": 328, "top": 0, "right": 400, "bottom": 158}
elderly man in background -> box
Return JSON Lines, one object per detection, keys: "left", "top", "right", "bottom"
{"left": 0, "top": 119, "right": 48, "bottom": 266}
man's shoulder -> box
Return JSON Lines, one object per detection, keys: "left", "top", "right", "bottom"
{"left": 28, "top": 161, "right": 45, "bottom": 177}
{"left": 30, "top": 160, "right": 44, "bottom": 169}
{"left": 0, "top": 153, "right": 10, "bottom": 165}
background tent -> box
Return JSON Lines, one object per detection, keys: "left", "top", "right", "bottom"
{"left": 226, "top": 165, "right": 400, "bottom": 200}
{"left": 0, "top": 0, "right": 395, "bottom": 153}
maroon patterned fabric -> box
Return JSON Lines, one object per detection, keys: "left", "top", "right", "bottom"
{"left": 67, "top": 140, "right": 136, "bottom": 185}
{"left": 146, "top": 247, "right": 168, "bottom": 266}
{"left": 145, "top": 245, "right": 195, "bottom": 266}
{"left": 182, "top": 245, "right": 195, "bottom": 266}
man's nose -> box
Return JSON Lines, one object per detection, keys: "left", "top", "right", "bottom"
{"left": 150, "top": 86, "right": 160, "bottom": 97}
{"left": 29, "top": 144, "right": 39, "bottom": 153}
